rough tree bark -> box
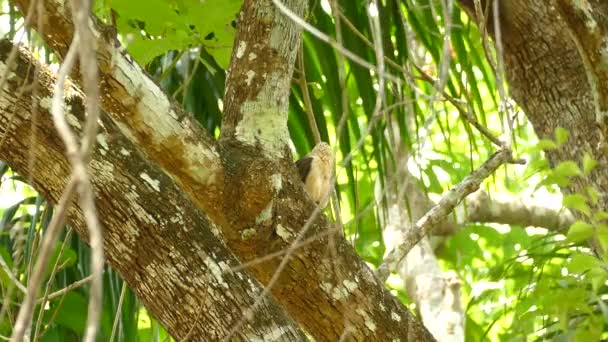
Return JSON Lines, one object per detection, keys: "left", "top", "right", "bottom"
{"left": 0, "top": 42, "right": 305, "bottom": 340}
{"left": 8, "top": 0, "right": 436, "bottom": 340}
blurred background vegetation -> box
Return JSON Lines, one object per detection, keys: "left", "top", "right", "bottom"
{"left": 0, "top": 0, "right": 605, "bottom": 340}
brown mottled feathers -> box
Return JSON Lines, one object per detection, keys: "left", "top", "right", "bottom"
{"left": 294, "top": 142, "right": 334, "bottom": 207}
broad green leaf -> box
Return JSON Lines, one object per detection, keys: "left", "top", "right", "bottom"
{"left": 586, "top": 186, "right": 600, "bottom": 205}
{"left": 537, "top": 139, "right": 558, "bottom": 151}
{"left": 588, "top": 267, "right": 607, "bottom": 292}
{"left": 562, "top": 194, "right": 590, "bottom": 216}
{"left": 553, "top": 161, "right": 581, "bottom": 178}
{"left": 583, "top": 152, "right": 598, "bottom": 174}
{"left": 567, "top": 221, "right": 594, "bottom": 243}
{"left": 45, "top": 292, "right": 88, "bottom": 334}
{"left": 0, "top": 247, "right": 14, "bottom": 288}
{"left": 596, "top": 224, "right": 608, "bottom": 254}
{"left": 44, "top": 244, "right": 78, "bottom": 279}
{"left": 567, "top": 253, "right": 600, "bottom": 274}
{"left": 111, "top": 0, "right": 239, "bottom": 68}
{"left": 127, "top": 34, "right": 193, "bottom": 66}
{"left": 111, "top": 0, "right": 182, "bottom": 36}
{"left": 593, "top": 210, "right": 608, "bottom": 221}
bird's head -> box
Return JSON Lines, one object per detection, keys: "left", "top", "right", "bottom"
{"left": 312, "top": 142, "right": 333, "bottom": 164}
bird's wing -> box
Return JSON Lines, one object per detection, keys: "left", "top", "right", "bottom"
{"left": 295, "top": 156, "right": 313, "bottom": 182}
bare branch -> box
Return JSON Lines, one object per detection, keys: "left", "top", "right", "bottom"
{"left": 377, "top": 149, "right": 519, "bottom": 280}
{"left": 11, "top": 35, "right": 81, "bottom": 340}
{"left": 68, "top": 0, "right": 105, "bottom": 339}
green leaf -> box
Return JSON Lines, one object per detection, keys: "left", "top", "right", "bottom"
{"left": 45, "top": 292, "right": 88, "bottom": 334}
{"left": 127, "top": 36, "right": 190, "bottom": 66}
{"left": 0, "top": 247, "right": 14, "bottom": 288}
{"left": 586, "top": 186, "right": 600, "bottom": 205}
{"left": 588, "top": 267, "right": 607, "bottom": 292}
{"left": 593, "top": 210, "right": 608, "bottom": 222}
{"left": 567, "top": 253, "right": 600, "bottom": 274}
{"left": 554, "top": 127, "right": 569, "bottom": 146}
{"left": 567, "top": 221, "right": 595, "bottom": 243}
{"left": 583, "top": 153, "right": 597, "bottom": 174}
{"left": 562, "top": 194, "right": 590, "bottom": 216}
{"left": 596, "top": 224, "right": 608, "bottom": 254}
{"left": 311, "top": 82, "right": 324, "bottom": 99}
{"left": 537, "top": 139, "right": 558, "bottom": 151}
{"left": 111, "top": 0, "right": 240, "bottom": 68}
{"left": 44, "top": 245, "right": 78, "bottom": 280}
{"left": 553, "top": 161, "right": 581, "bottom": 178}
{"left": 538, "top": 174, "right": 571, "bottom": 188}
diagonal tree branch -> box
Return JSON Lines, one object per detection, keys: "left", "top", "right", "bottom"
{"left": 0, "top": 40, "right": 305, "bottom": 341}
{"left": 377, "top": 149, "right": 515, "bottom": 280}
{"left": 13, "top": 0, "right": 226, "bottom": 224}
{"left": 14, "top": 0, "right": 436, "bottom": 339}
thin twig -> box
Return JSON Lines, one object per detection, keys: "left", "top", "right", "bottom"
{"left": 109, "top": 281, "right": 127, "bottom": 342}
{"left": 271, "top": 0, "right": 402, "bottom": 85}
{"left": 376, "top": 149, "right": 522, "bottom": 280}
{"left": 11, "top": 177, "right": 78, "bottom": 341}
{"left": 36, "top": 274, "right": 94, "bottom": 303}
{"left": 10, "top": 32, "right": 82, "bottom": 339}
{"left": 33, "top": 227, "right": 73, "bottom": 341}
{"left": 69, "top": 0, "right": 105, "bottom": 339}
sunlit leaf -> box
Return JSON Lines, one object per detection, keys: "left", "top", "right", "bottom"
{"left": 583, "top": 152, "right": 598, "bottom": 174}
{"left": 562, "top": 194, "right": 590, "bottom": 216}
{"left": 567, "top": 221, "right": 594, "bottom": 243}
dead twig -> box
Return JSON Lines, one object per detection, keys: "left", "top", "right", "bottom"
{"left": 377, "top": 149, "right": 524, "bottom": 280}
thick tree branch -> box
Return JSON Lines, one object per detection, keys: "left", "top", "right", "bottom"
{"left": 14, "top": 0, "right": 226, "bottom": 224}
{"left": 221, "top": 0, "right": 305, "bottom": 157}
{"left": 429, "top": 190, "right": 574, "bottom": 236}
{"left": 461, "top": 191, "right": 574, "bottom": 232}
{"left": 0, "top": 41, "right": 305, "bottom": 341}
{"left": 15, "top": 0, "right": 436, "bottom": 339}
{"left": 218, "top": 1, "right": 433, "bottom": 339}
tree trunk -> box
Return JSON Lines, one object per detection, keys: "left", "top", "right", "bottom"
{"left": 8, "top": 0, "right": 436, "bottom": 340}
{"left": 459, "top": 1, "right": 608, "bottom": 219}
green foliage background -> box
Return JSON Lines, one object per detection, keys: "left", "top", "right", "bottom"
{"left": 0, "top": 0, "right": 606, "bottom": 340}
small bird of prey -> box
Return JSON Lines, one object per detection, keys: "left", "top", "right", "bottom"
{"left": 295, "top": 142, "right": 334, "bottom": 208}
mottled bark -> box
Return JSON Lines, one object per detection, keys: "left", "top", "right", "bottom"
{"left": 0, "top": 41, "right": 305, "bottom": 340}
{"left": 13, "top": 0, "right": 227, "bottom": 226}
{"left": 221, "top": 0, "right": 304, "bottom": 158}
{"left": 14, "top": 0, "right": 436, "bottom": 340}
